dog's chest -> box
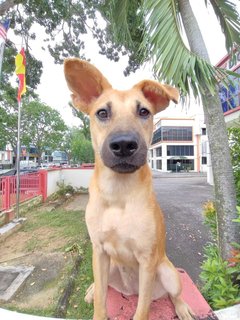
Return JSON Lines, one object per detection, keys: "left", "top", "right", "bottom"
{"left": 88, "top": 204, "right": 155, "bottom": 264}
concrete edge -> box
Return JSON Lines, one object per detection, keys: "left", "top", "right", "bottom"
{"left": 214, "top": 304, "right": 240, "bottom": 320}
{"left": 0, "top": 308, "right": 73, "bottom": 320}
{"left": 0, "top": 265, "right": 35, "bottom": 301}
{"left": 0, "top": 303, "right": 239, "bottom": 319}
{"left": 0, "top": 219, "right": 26, "bottom": 243}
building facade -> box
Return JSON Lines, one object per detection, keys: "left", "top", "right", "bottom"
{"left": 149, "top": 116, "right": 208, "bottom": 173}
{"left": 217, "top": 51, "right": 240, "bottom": 127}
{"left": 0, "top": 145, "right": 14, "bottom": 169}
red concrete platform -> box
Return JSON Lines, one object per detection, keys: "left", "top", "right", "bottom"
{"left": 106, "top": 269, "right": 218, "bottom": 320}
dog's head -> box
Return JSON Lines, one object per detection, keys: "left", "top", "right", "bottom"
{"left": 64, "top": 59, "right": 179, "bottom": 174}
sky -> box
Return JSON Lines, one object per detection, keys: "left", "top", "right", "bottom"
{"left": 6, "top": 0, "right": 240, "bottom": 127}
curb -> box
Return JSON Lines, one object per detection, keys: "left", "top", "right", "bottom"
{"left": 215, "top": 304, "right": 240, "bottom": 320}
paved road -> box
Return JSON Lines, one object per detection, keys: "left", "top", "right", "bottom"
{"left": 152, "top": 172, "right": 213, "bottom": 284}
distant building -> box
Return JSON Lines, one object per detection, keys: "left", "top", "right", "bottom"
{"left": 0, "top": 145, "right": 14, "bottom": 169}
{"left": 216, "top": 51, "right": 240, "bottom": 127}
{"left": 52, "top": 150, "right": 68, "bottom": 165}
{"left": 21, "top": 145, "right": 39, "bottom": 164}
{"left": 149, "top": 116, "right": 208, "bottom": 173}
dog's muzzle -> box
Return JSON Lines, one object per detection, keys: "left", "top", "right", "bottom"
{"left": 101, "top": 131, "right": 148, "bottom": 173}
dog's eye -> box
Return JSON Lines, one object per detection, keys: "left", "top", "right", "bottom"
{"left": 138, "top": 107, "right": 150, "bottom": 118}
{"left": 96, "top": 109, "right": 109, "bottom": 120}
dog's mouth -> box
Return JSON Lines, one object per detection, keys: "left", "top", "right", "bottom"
{"left": 111, "top": 162, "right": 139, "bottom": 174}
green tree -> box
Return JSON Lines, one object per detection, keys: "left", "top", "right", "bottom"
{"left": 69, "top": 102, "right": 91, "bottom": 140}
{"left": 105, "top": 0, "right": 240, "bottom": 260}
{"left": 71, "top": 128, "right": 94, "bottom": 164}
{"left": 0, "top": 86, "right": 24, "bottom": 153}
{"left": 229, "top": 125, "right": 240, "bottom": 205}
{"left": 21, "top": 101, "right": 67, "bottom": 164}
{"left": 60, "top": 127, "right": 74, "bottom": 164}
{"left": 0, "top": 0, "right": 126, "bottom": 88}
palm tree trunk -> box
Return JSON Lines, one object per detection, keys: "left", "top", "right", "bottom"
{"left": 178, "top": 0, "right": 239, "bottom": 260}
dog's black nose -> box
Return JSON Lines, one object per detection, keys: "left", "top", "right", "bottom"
{"left": 109, "top": 134, "right": 138, "bottom": 157}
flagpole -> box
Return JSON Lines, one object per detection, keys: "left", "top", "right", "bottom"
{"left": 16, "top": 99, "right": 21, "bottom": 220}
{"left": 15, "top": 46, "right": 26, "bottom": 220}
{"left": 0, "top": 41, "right": 5, "bottom": 82}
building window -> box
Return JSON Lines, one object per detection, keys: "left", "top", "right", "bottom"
{"left": 156, "top": 160, "right": 162, "bottom": 170}
{"left": 152, "top": 126, "right": 192, "bottom": 144}
{"left": 219, "top": 66, "right": 240, "bottom": 113}
{"left": 150, "top": 149, "right": 153, "bottom": 158}
{"left": 202, "top": 156, "right": 207, "bottom": 165}
{"left": 152, "top": 127, "right": 162, "bottom": 144}
{"left": 167, "top": 159, "right": 194, "bottom": 171}
{"left": 167, "top": 145, "right": 194, "bottom": 156}
{"left": 202, "top": 141, "right": 207, "bottom": 154}
{"left": 201, "top": 128, "right": 206, "bottom": 135}
{"left": 156, "top": 147, "right": 162, "bottom": 157}
{"left": 151, "top": 160, "right": 154, "bottom": 169}
{"left": 162, "top": 126, "right": 192, "bottom": 141}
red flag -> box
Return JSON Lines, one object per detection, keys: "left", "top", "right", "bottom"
{"left": 15, "top": 48, "right": 26, "bottom": 102}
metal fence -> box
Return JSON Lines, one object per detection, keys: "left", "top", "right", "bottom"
{"left": 0, "top": 171, "right": 47, "bottom": 212}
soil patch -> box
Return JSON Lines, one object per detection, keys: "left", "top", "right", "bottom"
{"left": 64, "top": 193, "right": 89, "bottom": 211}
{"left": 0, "top": 195, "right": 89, "bottom": 316}
{"left": 6, "top": 252, "right": 69, "bottom": 310}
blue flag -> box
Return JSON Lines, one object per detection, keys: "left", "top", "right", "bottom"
{"left": 0, "top": 20, "right": 10, "bottom": 42}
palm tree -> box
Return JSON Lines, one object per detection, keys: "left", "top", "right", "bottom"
{"left": 106, "top": 0, "right": 240, "bottom": 260}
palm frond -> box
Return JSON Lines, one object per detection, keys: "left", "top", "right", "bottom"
{"left": 141, "top": 0, "right": 237, "bottom": 98}
{"left": 107, "top": 0, "right": 133, "bottom": 46}
{"left": 205, "top": 0, "right": 240, "bottom": 52}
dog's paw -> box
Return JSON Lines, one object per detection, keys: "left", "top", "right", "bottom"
{"left": 175, "top": 301, "right": 195, "bottom": 320}
{"left": 84, "top": 283, "right": 94, "bottom": 304}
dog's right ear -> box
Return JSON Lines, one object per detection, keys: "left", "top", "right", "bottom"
{"left": 64, "top": 59, "right": 112, "bottom": 114}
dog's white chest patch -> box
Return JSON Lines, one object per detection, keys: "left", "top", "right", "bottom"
{"left": 97, "top": 205, "right": 154, "bottom": 265}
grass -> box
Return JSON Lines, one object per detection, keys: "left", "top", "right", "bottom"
{"left": 0, "top": 200, "right": 94, "bottom": 319}
{"left": 66, "top": 241, "right": 94, "bottom": 319}
{"left": 22, "top": 207, "right": 88, "bottom": 252}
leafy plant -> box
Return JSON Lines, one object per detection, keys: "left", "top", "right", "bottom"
{"left": 228, "top": 127, "right": 240, "bottom": 206}
{"left": 203, "top": 201, "right": 217, "bottom": 239}
{"left": 200, "top": 244, "right": 240, "bottom": 309}
{"left": 230, "top": 206, "right": 240, "bottom": 286}
{"left": 200, "top": 203, "right": 240, "bottom": 309}
{"left": 56, "top": 182, "right": 75, "bottom": 197}
{"left": 65, "top": 243, "right": 84, "bottom": 256}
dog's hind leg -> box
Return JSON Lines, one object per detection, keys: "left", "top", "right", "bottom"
{"left": 84, "top": 283, "right": 94, "bottom": 304}
{"left": 158, "top": 258, "right": 195, "bottom": 320}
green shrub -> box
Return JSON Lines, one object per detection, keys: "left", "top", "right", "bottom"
{"left": 231, "top": 206, "right": 240, "bottom": 285}
{"left": 200, "top": 244, "right": 240, "bottom": 309}
{"left": 200, "top": 202, "right": 240, "bottom": 310}
{"left": 56, "top": 182, "right": 75, "bottom": 196}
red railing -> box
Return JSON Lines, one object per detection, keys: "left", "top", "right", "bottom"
{"left": 0, "top": 171, "right": 47, "bottom": 212}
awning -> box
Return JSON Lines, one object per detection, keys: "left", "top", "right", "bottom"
{"left": 169, "top": 156, "right": 188, "bottom": 160}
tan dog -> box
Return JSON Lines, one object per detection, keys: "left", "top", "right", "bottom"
{"left": 64, "top": 59, "right": 194, "bottom": 320}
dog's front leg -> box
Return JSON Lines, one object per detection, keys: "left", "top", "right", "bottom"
{"left": 133, "top": 262, "right": 156, "bottom": 320}
{"left": 92, "top": 246, "right": 110, "bottom": 320}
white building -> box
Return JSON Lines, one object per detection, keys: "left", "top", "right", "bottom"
{"left": 149, "top": 115, "right": 208, "bottom": 173}
{"left": 0, "top": 144, "right": 14, "bottom": 169}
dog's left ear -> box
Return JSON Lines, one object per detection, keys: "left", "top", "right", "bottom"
{"left": 133, "top": 80, "right": 179, "bottom": 114}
